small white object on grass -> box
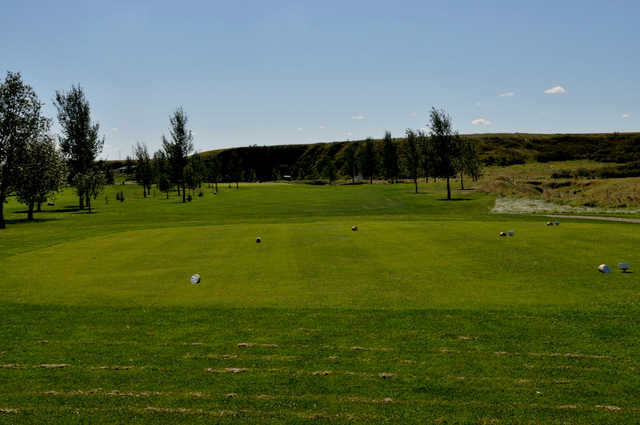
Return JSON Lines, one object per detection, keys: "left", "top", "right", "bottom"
{"left": 546, "top": 222, "right": 554, "bottom": 226}
{"left": 618, "top": 263, "right": 630, "bottom": 272}
{"left": 256, "top": 237, "right": 261, "bottom": 243}
{"left": 499, "top": 232, "right": 506, "bottom": 237}
{"left": 190, "top": 274, "right": 201, "bottom": 284}
{"left": 352, "top": 226, "right": 358, "bottom": 231}
{"left": 507, "top": 230, "right": 514, "bottom": 236}
{"left": 598, "top": 264, "right": 610, "bottom": 274}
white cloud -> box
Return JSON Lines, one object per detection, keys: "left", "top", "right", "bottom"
{"left": 351, "top": 114, "right": 365, "bottom": 120}
{"left": 111, "top": 127, "right": 119, "bottom": 132}
{"left": 297, "top": 127, "right": 303, "bottom": 131}
{"left": 471, "top": 118, "right": 492, "bottom": 126}
{"left": 544, "top": 86, "right": 566, "bottom": 94}
{"left": 346, "top": 132, "right": 353, "bottom": 137}
{"left": 319, "top": 125, "right": 326, "bottom": 129}
{"left": 499, "top": 91, "right": 515, "bottom": 97}
{"left": 622, "top": 113, "right": 631, "bottom": 119}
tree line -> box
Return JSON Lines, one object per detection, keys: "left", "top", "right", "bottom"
{"left": 0, "top": 72, "right": 111, "bottom": 228}
{"left": 129, "top": 107, "right": 482, "bottom": 201}
{"left": 1, "top": 71, "right": 481, "bottom": 229}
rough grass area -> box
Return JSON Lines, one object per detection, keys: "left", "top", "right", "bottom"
{"left": 1, "top": 182, "right": 639, "bottom": 424}
{"left": 479, "top": 160, "right": 640, "bottom": 210}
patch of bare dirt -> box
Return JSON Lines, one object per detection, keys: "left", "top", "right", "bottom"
{"left": 39, "top": 363, "right": 70, "bottom": 369}
{"left": 596, "top": 405, "right": 622, "bottom": 412}
{"left": 237, "top": 342, "right": 278, "bottom": 348}
{"left": 205, "top": 367, "right": 249, "bottom": 374}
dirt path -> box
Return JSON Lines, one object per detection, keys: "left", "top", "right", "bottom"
{"left": 544, "top": 214, "right": 640, "bottom": 224}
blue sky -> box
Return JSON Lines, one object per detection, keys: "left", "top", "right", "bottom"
{"left": 1, "top": 1, "right": 638, "bottom": 159}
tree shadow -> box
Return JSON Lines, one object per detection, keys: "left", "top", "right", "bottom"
{"left": 436, "top": 198, "right": 473, "bottom": 201}
{"left": 4, "top": 217, "right": 61, "bottom": 225}
{"left": 14, "top": 206, "right": 83, "bottom": 214}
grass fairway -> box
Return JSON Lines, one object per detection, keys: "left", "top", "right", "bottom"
{"left": 1, "top": 183, "right": 639, "bottom": 424}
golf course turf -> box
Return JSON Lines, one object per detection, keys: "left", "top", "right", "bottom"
{"left": 1, "top": 182, "right": 639, "bottom": 424}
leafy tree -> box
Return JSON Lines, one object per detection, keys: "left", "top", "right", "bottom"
{"left": 152, "top": 150, "right": 171, "bottom": 199}
{"left": 402, "top": 129, "right": 420, "bottom": 193}
{"left": 15, "top": 135, "right": 66, "bottom": 220}
{"left": 428, "top": 107, "right": 460, "bottom": 200}
{"left": 102, "top": 162, "right": 115, "bottom": 185}
{"left": 381, "top": 131, "right": 399, "bottom": 183}
{"left": 0, "top": 71, "right": 49, "bottom": 229}
{"left": 184, "top": 162, "right": 195, "bottom": 194}
{"left": 456, "top": 137, "right": 482, "bottom": 189}
{"left": 322, "top": 159, "right": 337, "bottom": 184}
{"left": 204, "top": 155, "right": 221, "bottom": 192}
{"left": 190, "top": 152, "right": 205, "bottom": 189}
{"left": 73, "top": 167, "right": 105, "bottom": 213}
{"left": 227, "top": 151, "right": 242, "bottom": 189}
{"left": 342, "top": 143, "right": 358, "bottom": 183}
{"left": 418, "top": 130, "right": 436, "bottom": 183}
{"left": 54, "top": 85, "right": 104, "bottom": 209}
{"left": 134, "top": 142, "right": 153, "bottom": 197}
{"left": 358, "top": 138, "right": 377, "bottom": 184}
{"left": 162, "top": 107, "right": 194, "bottom": 203}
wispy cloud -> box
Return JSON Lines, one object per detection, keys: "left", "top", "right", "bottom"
{"left": 499, "top": 91, "right": 515, "bottom": 97}
{"left": 351, "top": 114, "right": 365, "bottom": 120}
{"left": 471, "top": 118, "right": 492, "bottom": 126}
{"left": 622, "top": 113, "right": 631, "bottom": 119}
{"left": 297, "top": 127, "right": 303, "bottom": 131}
{"left": 544, "top": 86, "right": 566, "bottom": 94}
{"left": 111, "top": 127, "right": 119, "bottom": 132}
{"left": 319, "top": 125, "right": 326, "bottom": 129}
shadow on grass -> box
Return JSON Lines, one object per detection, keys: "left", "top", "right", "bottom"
{"left": 436, "top": 198, "right": 473, "bottom": 201}
{"left": 4, "top": 217, "right": 61, "bottom": 225}
{"left": 14, "top": 206, "right": 83, "bottom": 214}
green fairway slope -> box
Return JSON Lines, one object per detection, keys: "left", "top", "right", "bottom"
{"left": 1, "top": 183, "right": 639, "bottom": 424}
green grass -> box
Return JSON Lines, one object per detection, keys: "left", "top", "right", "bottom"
{"left": 1, "top": 183, "right": 639, "bottom": 424}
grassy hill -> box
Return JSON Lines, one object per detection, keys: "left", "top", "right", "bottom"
{"left": 191, "top": 132, "right": 640, "bottom": 181}
{"left": 1, "top": 182, "right": 639, "bottom": 423}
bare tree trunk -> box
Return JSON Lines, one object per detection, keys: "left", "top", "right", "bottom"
{"left": 460, "top": 173, "right": 464, "bottom": 190}
{"left": 414, "top": 178, "right": 418, "bottom": 194}
{"left": 86, "top": 192, "right": 92, "bottom": 213}
{"left": 0, "top": 181, "right": 6, "bottom": 229}
{"left": 0, "top": 197, "right": 4, "bottom": 229}
{"left": 143, "top": 186, "right": 146, "bottom": 198}
{"left": 27, "top": 202, "right": 34, "bottom": 220}
{"left": 215, "top": 180, "right": 218, "bottom": 192}
{"left": 370, "top": 175, "right": 373, "bottom": 184}
{"left": 79, "top": 192, "right": 84, "bottom": 209}
{"left": 236, "top": 181, "right": 239, "bottom": 190}
{"left": 37, "top": 200, "right": 42, "bottom": 212}
{"left": 446, "top": 176, "right": 451, "bottom": 200}
{"left": 182, "top": 182, "right": 186, "bottom": 202}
